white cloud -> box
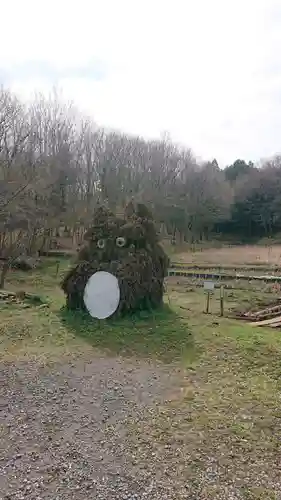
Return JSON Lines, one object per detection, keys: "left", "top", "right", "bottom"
{"left": 2, "top": 0, "right": 281, "bottom": 165}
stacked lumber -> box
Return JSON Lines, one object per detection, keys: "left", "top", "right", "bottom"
{"left": 250, "top": 316, "right": 281, "bottom": 328}
{"left": 242, "top": 302, "right": 281, "bottom": 327}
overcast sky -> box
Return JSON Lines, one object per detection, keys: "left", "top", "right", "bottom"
{"left": 2, "top": 0, "right": 281, "bottom": 165}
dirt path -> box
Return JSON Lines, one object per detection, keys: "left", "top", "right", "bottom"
{"left": 0, "top": 355, "right": 180, "bottom": 500}
{"left": 1, "top": 351, "right": 281, "bottom": 500}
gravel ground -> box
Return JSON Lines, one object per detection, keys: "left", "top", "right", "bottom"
{"left": 1, "top": 354, "right": 281, "bottom": 500}
{"left": 0, "top": 356, "right": 182, "bottom": 500}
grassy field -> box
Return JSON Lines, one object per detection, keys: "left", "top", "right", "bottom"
{"left": 1, "top": 258, "right": 195, "bottom": 363}
{"left": 1, "top": 253, "right": 281, "bottom": 497}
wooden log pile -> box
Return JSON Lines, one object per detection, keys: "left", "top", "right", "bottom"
{"left": 241, "top": 302, "right": 281, "bottom": 327}
{"left": 0, "top": 290, "right": 47, "bottom": 306}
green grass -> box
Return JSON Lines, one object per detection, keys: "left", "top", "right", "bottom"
{"left": 1, "top": 258, "right": 195, "bottom": 363}
{"left": 2, "top": 258, "right": 281, "bottom": 497}
{"left": 2, "top": 257, "right": 281, "bottom": 369}
{"left": 126, "top": 290, "right": 281, "bottom": 498}
{"left": 59, "top": 305, "right": 194, "bottom": 362}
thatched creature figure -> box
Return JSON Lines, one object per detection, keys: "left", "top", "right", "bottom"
{"left": 61, "top": 202, "right": 169, "bottom": 317}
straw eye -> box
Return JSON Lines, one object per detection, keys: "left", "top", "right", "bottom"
{"left": 116, "top": 236, "right": 126, "bottom": 248}
{"left": 97, "top": 239, "right": 106, "bottom": 249}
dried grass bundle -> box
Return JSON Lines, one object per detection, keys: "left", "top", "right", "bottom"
{"left": 61, "top": 201, "right": 169, "bottom": 316}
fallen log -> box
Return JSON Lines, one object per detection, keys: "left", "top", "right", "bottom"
{"left": 269, "top": 321, "right": 281, "bottom": 328}
{"left": 243, "top": 303, "right": 281, "bottom": 321}
{"left": 0, "top": 290, "right": 46, "bottom": 304}
{"left": 250, "top": 315, "right": 281, "bottom": 327}
{"left": 0, "top": 290, "right": 30, "bottom": 299}
{"left": 0, "top": 290, "right": 16, "bottom": 299}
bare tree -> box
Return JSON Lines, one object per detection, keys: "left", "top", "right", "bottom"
{"left": 0, "top": 82, "right": 256, "bottom": 270}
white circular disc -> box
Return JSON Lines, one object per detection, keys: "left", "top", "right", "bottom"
{"left": 83, "top": 271, "right": 120, "bottom": 319}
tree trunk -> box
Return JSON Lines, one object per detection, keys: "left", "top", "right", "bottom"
{"left": 171, "top": 225, "right": 176, "bottom": 245}
{"left": 0, "top": 261, "right": 9, "bottom": 289}
{"left": 29, "top": 229, "right": 38, "bottom": 254}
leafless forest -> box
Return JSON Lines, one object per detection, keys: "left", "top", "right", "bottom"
{"left": 1, "top": 86, "right": 281, "bottom": 285}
